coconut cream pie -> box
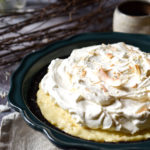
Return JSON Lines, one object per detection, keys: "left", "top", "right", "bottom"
{"left": 37, "top": 42, "right": 150, "bottom": 142}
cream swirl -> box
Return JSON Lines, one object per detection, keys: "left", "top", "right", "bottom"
{"left": 41, "top": 42, "right": 150, "bottom": 134}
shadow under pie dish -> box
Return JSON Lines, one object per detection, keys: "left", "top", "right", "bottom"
{"left": 8, "top": 32, "right": 150, "bottom": 150}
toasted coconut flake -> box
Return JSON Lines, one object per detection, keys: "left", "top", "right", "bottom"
{"left": 82, "top": 70, "right": 86, "bottom": 77}
{"left": 99, "top": 68, "right": 122, "bottom": 87}
{"left": 146, "top": 70, "right": 150, "bottom": 77}
{"left": 129, "top": 65, "right": 134, "bottom": 73}
{"left": 67, "top": 72, "right": 72, "bottom": 82}
{"left": 132, "top": 84, "right": 138, "bottom": 88}
{"left": 93, "top": 81, "right": 101, "bottom": 84}
{"left": 85, "top": 88, "right": 90, "bottom": 92}
{"left": 101, "top": 85, "right": 108, "bottom": 92}
{"left": 146, "top": 58, "right": 150, "bottom": 66}
{"left": 88, "top": 51, "right": 98, "bottom": 56}
{"left": 129, "top": 65, "right": 132, "bottom": 70}
{"left": 135, "top": 64, "right": 141, "bottom": 75}
{"left": 110, "top": 64, "right": 114, "bottom": 67}
{"left": 136, "top": 105, "right": 148, "bottom": 114}
{"left": 76, "top": 95, "right": 85, "bottom": 102}
{"left": 113, "top": 72, "right": 121, "bottom": 80}
{"left": 106, "top": 53, "right": 113, "bottom": 59}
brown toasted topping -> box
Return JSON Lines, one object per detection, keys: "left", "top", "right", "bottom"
{"left": 146, "top": 58, "right": 150, "bottom": 65}
{"left": 146, "top": 70, "right": 150, "bottom": 77}
{"left": 99, "top": 68, "right": 109, "bottom": 80}
{"left": 82, "top": 70, "right": 86, "bottom": 77}
{"left": 67, "top": 72, "right": 72, "bottom": 80}
{"left": 136, "top": 105, "right": 148, "bottom": 114}
{"left": 135, "top": 64, "right": 141, "bottom": 75}
{"left": 93, "top": 81, "right": 101, "bottom": 84}
{"left": 99, "top": 68, "right": 113, "bottom": 81}
{"left": 76, "top": 95, "right": 85, "bottom": 102}
{"left": 106, "top": 53, "right": 113, "bottom": 59}
{"left": 129, "top": 66, "right": 133, "bottom": 70}
{"left": 117, "top": 72, "right": 121, "bottom": 77}
{"left": 129, "top": 65, "right": 134, "bottom": 73}
{"left": 99, "top": 68, "right": 121, "bottom": 87}
{"left": 88, "top": 51, "right": 98, "bottom": 56}
{"left": 132, "top": 84, "right": 138, "bottom": 88}
{"left": 101, "top": 85, "right": 108, "bottom": 92}
{"left": 110, "top": 64, "right": 114, "bottom": 67}
{"left": 78, "top": 79, "right": 84, "bottom": 84}
{"left": 113, "top": 72, "right": 120, "bottom": 80}
{"left": 129, "top": 65, "right": 132, "bottom": 69}
{"left": 85, "top": 88, "right": 90, "bottom": 92}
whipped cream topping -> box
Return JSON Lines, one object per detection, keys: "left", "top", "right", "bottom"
{"left": 41, "top": 42, "right": 150, "bottom": 134}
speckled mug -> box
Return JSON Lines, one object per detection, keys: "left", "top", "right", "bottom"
{"left": 113, "top": 0, "right": 150, "bottom": 34}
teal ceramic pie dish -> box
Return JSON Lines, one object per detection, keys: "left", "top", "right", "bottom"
{"left": 8, "top": 32, "right": 150, "bottom": 150}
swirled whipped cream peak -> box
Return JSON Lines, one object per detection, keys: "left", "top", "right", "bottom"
{"left": 41, "top": 42, "right": 150, "bottom": 134}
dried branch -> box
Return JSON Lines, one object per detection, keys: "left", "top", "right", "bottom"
{"left": 0, "top": 0, "right": 124, "bottom": 69}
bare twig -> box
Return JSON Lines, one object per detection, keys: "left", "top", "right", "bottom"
{"left": 0, "top": 0, "right": 123, "bottom": 68}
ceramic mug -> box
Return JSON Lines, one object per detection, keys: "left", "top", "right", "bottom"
{"left": 113, "top": 0, "right": 150, "bottom": 34}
